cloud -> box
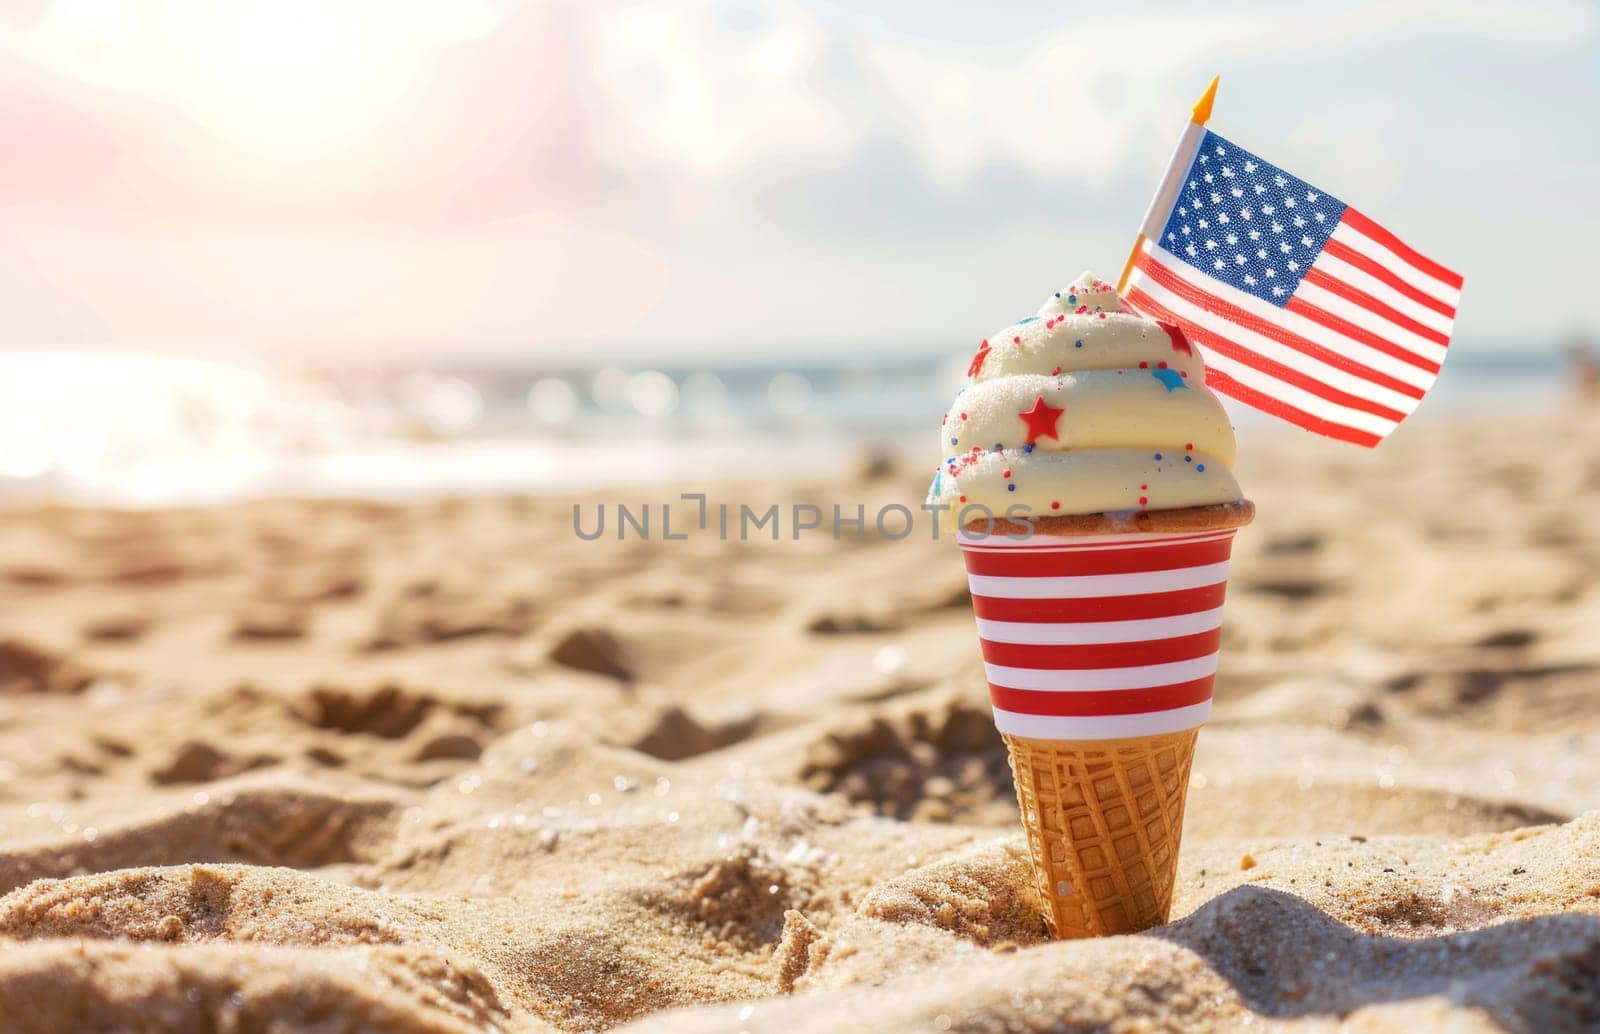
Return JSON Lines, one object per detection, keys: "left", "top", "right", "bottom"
{"left": 860, "top": 0, "right": 1595, "bottom": 193}
{"left": 0, "top": 0, "right": 1593, "bottom": 352}
{"left": 590, "top": 0, "right": 860, "bottom": 179}
{"left": 1, "top": 0, "right": 1591, "bottom": 224}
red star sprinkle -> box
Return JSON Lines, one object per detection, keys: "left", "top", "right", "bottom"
{"left": 1017, "top": 395, "right": 1065, "bottom": 445}
{"left": 1158, "top": 321, "right": 1193, "bottom": 356}
{"left": 967, "top": 340, "right": 990, "bottom": 378}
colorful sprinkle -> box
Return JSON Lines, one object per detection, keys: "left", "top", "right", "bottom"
{"left": 1197, "top": 464, "right": 1206, "bottom": 472}
{"left": 967, "top": 340, "right": 990, "bottom": 378}
{"left": 1138, "top": 496, "right": 1148, "bottom": 506}
{"left": 1050, "top": 501, "right": 1060, "bottom": 510}
{"left": 1002, "top": 469, "right": 1011, "bottom": 478}
{"left": 1022, "top": 444, "right": 1034, "bottom": 453}
{"left": 1151, "top": 368, "right": 1189, "bottom": 392}
{"left": 1007, "top": 483, "right": 1016, "bottom": 492}
{"left": 1017, "top": 395, "right": 1066, "bottom": 445}
{"left": 1153, "top": 453, "right": 1163, "bottom": 461}
{"left": 950, "top": 437, "right": 958, "bottom": 445}
{"left": 1184, "top": 455, "right": 1193, "bottom": 463}
{"left": 1074, "top": 339, "right": 1084, "bottom": 349}
{"left": 1158, "top": 321, "right": 1194, "bottom": 356}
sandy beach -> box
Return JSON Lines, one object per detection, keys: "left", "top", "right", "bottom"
{"left": 1, "top": 408, "right": 1598, "bottom": 1033}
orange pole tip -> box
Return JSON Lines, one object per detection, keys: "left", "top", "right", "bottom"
{"left": 1115, "top": 234, "right": 1146, "bottom": 295}
{"left": 1191, "top": 75, "right": 1220, "bottom": 125}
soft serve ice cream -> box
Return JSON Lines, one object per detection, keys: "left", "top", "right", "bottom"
{"left": 927, "top": 273, "right": 1244, "bottom": 528}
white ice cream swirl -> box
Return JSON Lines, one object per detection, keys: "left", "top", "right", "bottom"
{"left": 926, "top": 271, "right": 1243, "bottom": 526}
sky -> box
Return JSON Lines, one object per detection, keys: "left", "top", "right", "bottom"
{"left": 0, "top": 0, "right": 1596, "bottom": 364}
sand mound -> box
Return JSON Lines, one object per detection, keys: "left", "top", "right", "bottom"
{"left": 0, "top": 941, "right": 507, "bottom": 1034}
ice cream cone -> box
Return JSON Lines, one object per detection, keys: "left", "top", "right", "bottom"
{"left": 927, "top": 270, "right": 1254, "bottom": 937}
{"left": 959, "top": 503, "right": 1250, "bottom": 938}
{"left": 1003, "top": 728, "right": 1196, "bottom": 937}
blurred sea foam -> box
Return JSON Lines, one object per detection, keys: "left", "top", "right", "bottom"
{"left": 0, "top": 346, "right": 1563, "bottom": 506}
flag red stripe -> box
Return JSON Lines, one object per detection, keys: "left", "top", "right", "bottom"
{"left": 1203, "top": 367, "right": 1382, "bottom": 448}
{"left": 961, "top": 538, "right": 1232, "bottom": 577}
{"left": 1284, "top": 295, "right": 1442, "bottom": 375}
{"left": 1127, "top": 287, "right": 1409, "bottom": 424}
{"left": 1132, "top": 251, "right": 1426, "bottom": 400}
{"left": 970, "top": 583, "right": 1229, "bottom": 622}
{"left": 980, "top": 629, "right": 1220, "bottom": 669}
{"left": 1303, "top": 267, "right": 1451, "bottom": 348}
{"left": 1341, "top": 208, "right": 1464, "bottom": 290}
{"left": 990, "top": 679, "right": 1213, "bottom": 717}
{"left": 1322, "top": 238, "right": 1457, "bottom": 319}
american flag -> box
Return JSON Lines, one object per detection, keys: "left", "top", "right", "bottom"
{"left": 1123, "top": 129, "right": 1461, "bottom": 447}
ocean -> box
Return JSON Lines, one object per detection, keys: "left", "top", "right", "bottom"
{"left": 0, "top": 346, "right": 1565, "bottom": 506}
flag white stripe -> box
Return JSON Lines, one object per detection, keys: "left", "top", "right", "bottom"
{"left": 1313, "top": 252, "right": 1456, "bottom": 335}
{"left": 984, "top": 653, "right": 1221, "bottom": 692}
{"left": 1329, "top": 223, "right": 1463, "bottom": 308}
{"left": 976, "top": 609, "right": 1225, "bottom": 645}
{"left": 1146, "top": 244, "right": 1437, "bottom": 391}
{"left": 1133, "top": 270, "right": 1424, "bottom": 416}
{"left": 966, "top": 562, "right": 1230, "bottom": 600}
{"left": 1201, "top": 352, "right": 1400, "bottom": 436}
{"left": 1293, "top": 280, "right": 1449, "bottom": 366}
{"left": 992, "top": 700, "right": 1212, "bottom": 740}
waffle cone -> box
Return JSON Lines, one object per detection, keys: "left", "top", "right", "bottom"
{"left": 1003, "top": 728, "right": 1197, "bottom": 938}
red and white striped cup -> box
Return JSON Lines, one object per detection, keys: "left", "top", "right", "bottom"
{"left": 958, "top": 527, "right": 1238, "bottom": 740}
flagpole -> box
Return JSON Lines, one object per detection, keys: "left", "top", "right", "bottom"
{"left": 1116, "top": 75, "right": 1221, "bottom": 295}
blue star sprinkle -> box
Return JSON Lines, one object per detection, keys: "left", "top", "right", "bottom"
{"left": 1151, "top": 368, "right": 1190, "bottom": 392}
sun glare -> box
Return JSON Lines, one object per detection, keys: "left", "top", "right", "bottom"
{"left": 52, "top": 0, "right": 137, "bottom": 40}
{"left": 174, "top": 1, "right": 367, "bottom": 106}
{"left": 21, "top": 0, "right": 505, "bottom": 160}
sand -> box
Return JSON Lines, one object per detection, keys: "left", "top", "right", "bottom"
{"left": 1, "top": 410, "right": 1599, "bottom": 1032}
